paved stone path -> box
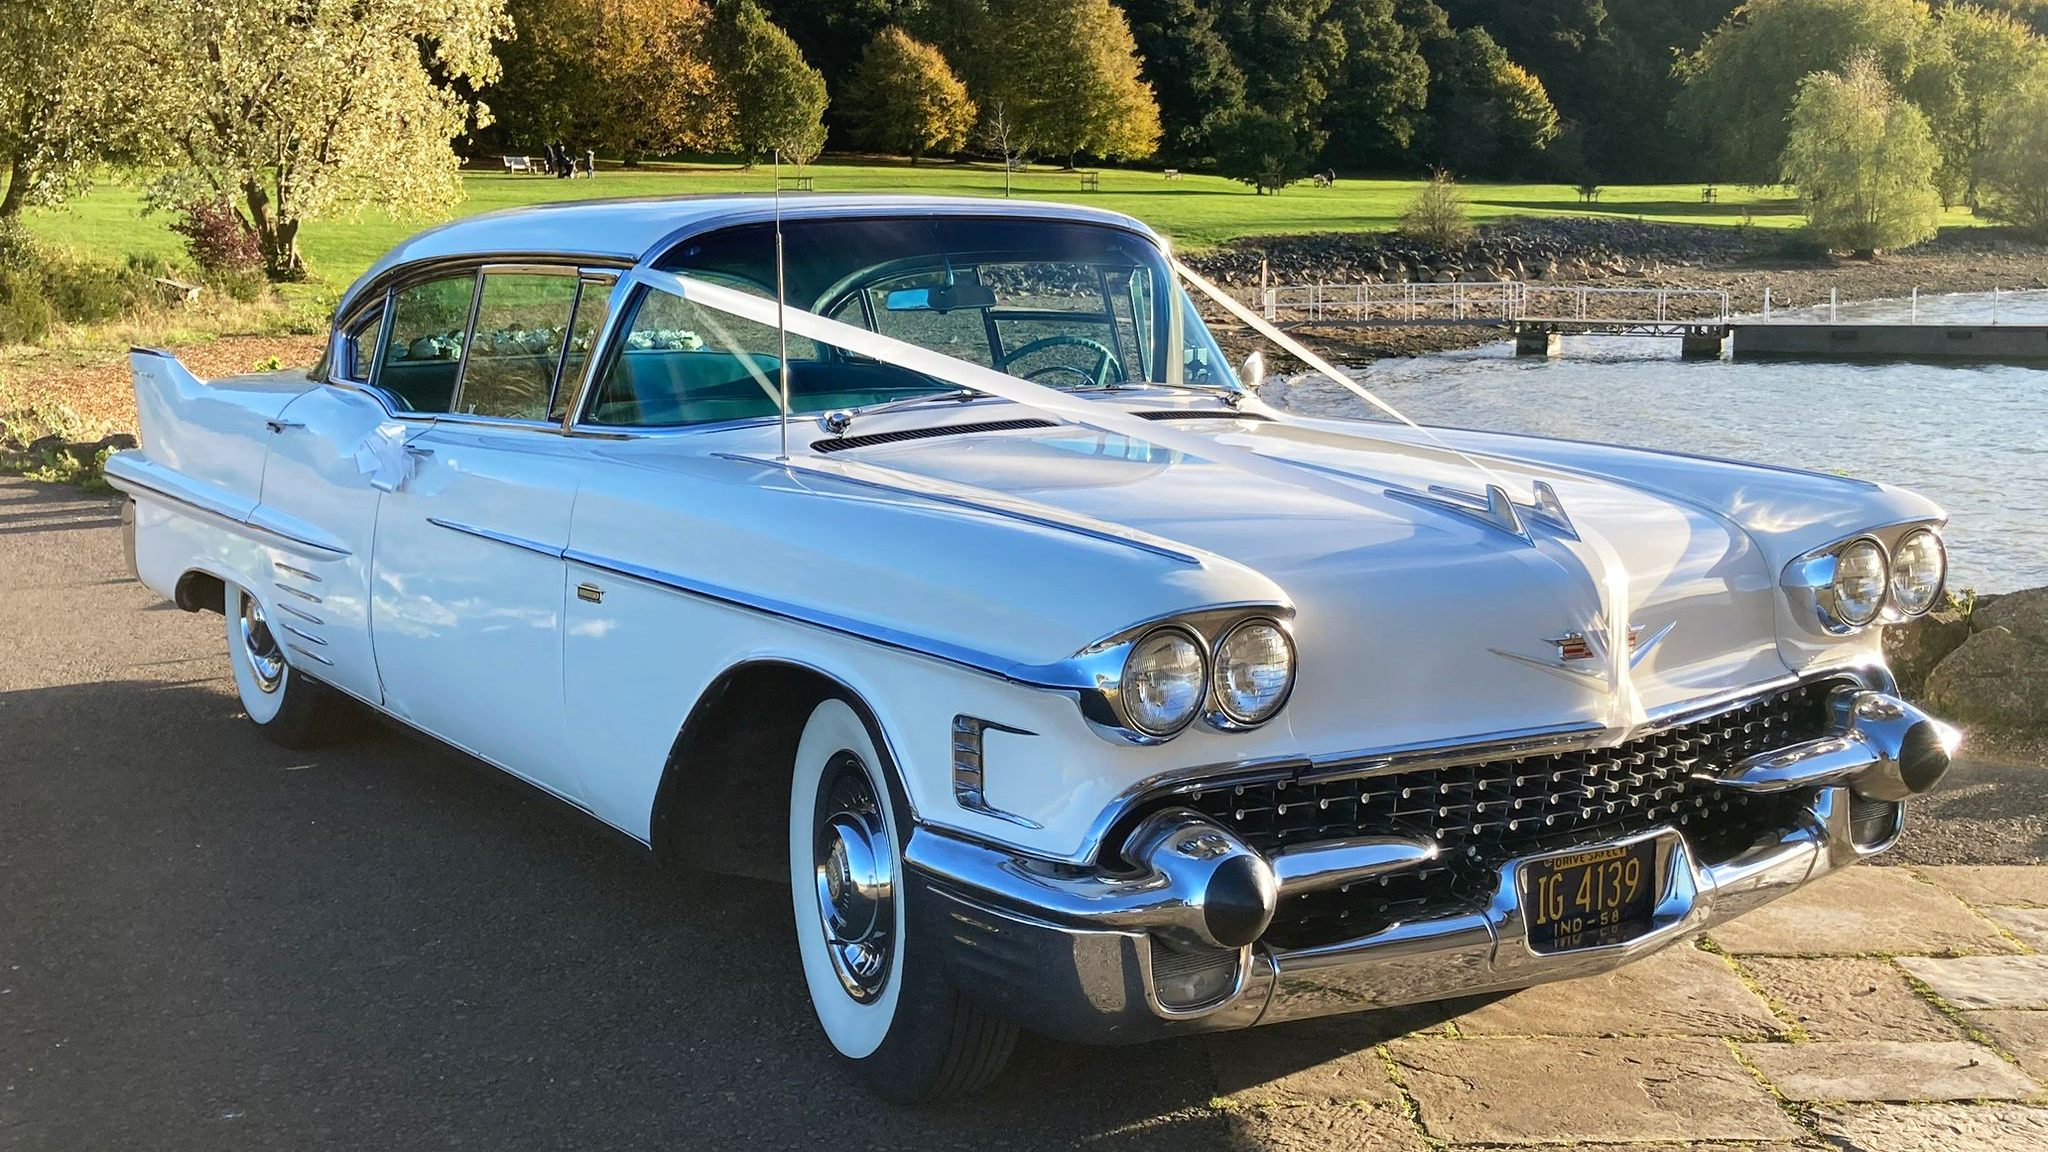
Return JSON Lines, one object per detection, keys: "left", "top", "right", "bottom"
{"left": 1208, "top": 865, "right": 2048, "bottom": 1150}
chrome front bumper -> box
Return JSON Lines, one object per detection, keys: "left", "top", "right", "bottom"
{"left": 907, "top": 688, "right": 1954, "bottom": 1046}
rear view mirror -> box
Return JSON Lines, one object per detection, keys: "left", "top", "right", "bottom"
{"left": 884, "top": 283, "right": 998, "bottom": 313}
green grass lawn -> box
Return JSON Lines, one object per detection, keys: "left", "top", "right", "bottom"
{"left": 18, "top": 157, "right": 1988, "bottom": 297}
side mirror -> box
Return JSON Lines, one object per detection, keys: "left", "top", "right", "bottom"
{"left": 1239, "top": 349, "right": 1266, "bottom": 391}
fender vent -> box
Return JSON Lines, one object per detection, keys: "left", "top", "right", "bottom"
{"left": 811, "top": 418, "right": 1057, "bottom": 454}
{"left": 1133, "top": 409, "right": 1272, "bottom": 422}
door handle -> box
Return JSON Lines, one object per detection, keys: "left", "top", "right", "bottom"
{"left": 265, "top": 419, "right": 304, "bottom": 433}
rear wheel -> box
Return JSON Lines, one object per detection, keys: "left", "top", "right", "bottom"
{"left": 788, "top": 697, "right": 1017, "bottom": 1102}
{"left": 226, "top": 585, "right": 345, "bottom": 749}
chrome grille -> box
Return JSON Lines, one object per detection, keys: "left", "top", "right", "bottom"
{"left": 1170, "top": 678, "right": 1843, "bottom": 948}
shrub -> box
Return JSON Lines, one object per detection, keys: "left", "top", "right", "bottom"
{"left": 0, "top": 221, "right": 38, "bottom": 273}
{"left": 0, "top": 270, "right": 52, "bottom": 344}
{"left": 1780, "top": 53, "right": 1940, "bottom": 255}
{"left": 1975, "top": 81, "right": 2048, "bottom": 239}
{"left": 1401, "top": 169, "right": 1475, "bottom": 249}
{"left": 168, "top": 199, "right": 264, "bottom": 275}
{"left": 38, "top": 258, "right": 138, "bottom": 323}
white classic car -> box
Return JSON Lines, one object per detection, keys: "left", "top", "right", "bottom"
{"left": 109, "top": 194, "right": 1960, "bottom": 1102}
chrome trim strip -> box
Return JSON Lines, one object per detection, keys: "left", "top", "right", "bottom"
{"left": 104, "top": 464, "right": 350, "bottom": 559}
{"left": 715, "top": 453, "right": 1203, "bottom": 566}
{"left": 274, "top": 563, "right": 322, "bottom": 583}
{"left": 286, "top": 642, "right": 334, "bottom": 667}
{"left": 426, "top": 517, "right": 565, "bottom": 559}
{"left": 273, "top": 582, "right": 322, "bottom": 605}
{"left": 276, "top": 602, "right": 324, "bottom": 627}
{"left": 279, "top": 622, "right": 326, "bottom": 646}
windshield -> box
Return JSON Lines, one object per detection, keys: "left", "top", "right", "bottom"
{"left": 583, "top": 217, "right": 1236, "bottom": 429}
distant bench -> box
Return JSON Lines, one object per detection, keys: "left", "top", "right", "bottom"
{"left": 777, "top": 175, "right": 815, "bottom": 192}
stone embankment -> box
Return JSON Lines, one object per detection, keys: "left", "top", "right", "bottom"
{"left": 1887, "top": 587, "right": 2048, "bottom": 731}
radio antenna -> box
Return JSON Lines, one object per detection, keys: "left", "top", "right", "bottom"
{"left": 774, "top": 147, "right": 791, "bottom": 461}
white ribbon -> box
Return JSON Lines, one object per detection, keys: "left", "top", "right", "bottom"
{"left": 352, "top": 423, "right": 419, "bottom": 493}
{"left": 651, "top": 265, "right": 1649, "bottom": 734}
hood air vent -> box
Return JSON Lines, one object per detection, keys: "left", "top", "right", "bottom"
{"left": 1134, "top": 409, "right": 1273, "bottom": 422}
{"left": 812, "top": 418, "right": 1058, "bottom": 454}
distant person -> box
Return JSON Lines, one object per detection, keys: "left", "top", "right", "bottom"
{"left": 557, "top": 143, "right": 574, "bottom": 179}
{"left": 542, "top": 142, "right": 560, "bottom": 175}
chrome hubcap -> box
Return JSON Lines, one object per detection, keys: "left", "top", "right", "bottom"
{"left": 812, "top": 751, "right": 894, "bottom": 1002}
{"left": 239, "top": 595, "right": 285, "bottom": 694}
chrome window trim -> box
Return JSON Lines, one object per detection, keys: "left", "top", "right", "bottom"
{"left": 558, "top": 272, "right": 621, "bottom": 433}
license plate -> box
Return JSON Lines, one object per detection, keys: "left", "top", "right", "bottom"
{"left": 1519, "top": 840, "right": 1659, "bottom": 952}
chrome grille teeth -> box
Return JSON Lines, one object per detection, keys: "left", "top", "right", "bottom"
{"left": 1184, "top": 679, "right": 1843, "bottom": 948}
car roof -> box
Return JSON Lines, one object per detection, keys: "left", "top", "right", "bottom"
{"left": 335, "top": 193, "right": 1163, "bottom": 318}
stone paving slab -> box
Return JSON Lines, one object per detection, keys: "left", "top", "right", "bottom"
{"left": 1984, "top": 905, "right": 2048, "bottom": 950}
{"left": 1206, "top": 1017, "right": 1405, "bottom": 1107}
{"left": 1226, "top": 1103, "right": 1426, "bottom": 1152}
{"left": 1965, "top": 1010, "right": 2048, "bottom": 1082}
{"left": 1738, "top": 957, "right": 1963, "bottom": 1041}
{"left": 1448, "top": 942, "right": 1782, "bottom": 1038}
{"left": 1896, "top": 955, "right": 2048, "bottom": 1009}
{"left": 1386, "top": 1038, "right": 1803, "bottom": 1144}
{"left": 1706, "top": 867, "right": 2017, "bottom": 956}
{"left": 1738, "top": 1039, "right": 2040, "bottom": 1102}
{"left": 1917, "top": 865, "right": 2048, "bottom": 907}
{"left": 1811, "top": 1103, "right": 2048, "bottom": 1151}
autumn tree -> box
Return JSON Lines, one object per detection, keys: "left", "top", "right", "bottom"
{"left": 1781, "top": 53, "right": 1941, "bottom": 255}
{"left": 1120, "top": 0, "right": 1248, "bottom": 161}
{"left": 127, "top": 0, "right": 508, "bottom": 280}
{"left": 1420, "top": 28, "right": 1559, "bottom": 176}
{"left": 0, "top": 0, "right": 134, "bottom": 218}
{"left": 709, "top": 0, "right": 829, "bottom": 166}
{"left": 974, "top": 0, "right": 1163, "bottom": 165}
{"left": 843, "top": 29, "right": 976, "bottom": 163}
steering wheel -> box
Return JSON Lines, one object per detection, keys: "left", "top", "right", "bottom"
{"left": 996, "top": 335, "right": 1126, "bottom": 387}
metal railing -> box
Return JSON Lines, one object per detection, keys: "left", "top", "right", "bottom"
{"left": 1250, "top": 282, "right": 1731, "bottom": 326}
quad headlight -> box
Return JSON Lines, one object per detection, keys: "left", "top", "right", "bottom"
{"left": 1118, "top": 627, "right": 1207, "bottom": 737}
{"left": 1829, "top": 537, "right": 1889, "bottom": 627}
{"left": 1210, "top": 618, "right": 1296, "bottom": 727}
{"left": 1890, "top": 528, "right": 1947, "bottom": 617}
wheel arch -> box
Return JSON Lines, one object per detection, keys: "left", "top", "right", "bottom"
{"left": 175, "top": 567, "right": 229, "bottom": 615}
{"left": 649, "top": 657, "right": 905, "bottom": 880}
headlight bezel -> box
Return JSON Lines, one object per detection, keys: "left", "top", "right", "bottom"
{"left": 1065, "top": 606, "right": 1298, "bottom": 745}
{"left": 1206, "top": 616, "right": 1298, "bottom": 730}
{"left": 1783, "top": 522, "right": 1945, "bottom": 635}
{"left": 1888, "top": 527, "right": 1947, "bottom": 618}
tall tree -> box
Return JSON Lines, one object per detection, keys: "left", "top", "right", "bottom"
{"left": 973, "top": 0, "right": 1162, "bottom": 164}
{"left": 0, "top": 0, "right": 133, "bottom": 218}
{"left": 128, "top": 0, "right": 510, "bottom": 280}
{"left": 709, "top": 0, "right": 829, "bottom": 165}
{"left": 1974, "top": 74, "right": 2048, "bottom": 234}
{"left": 1210, "top": 107, "right": 1314, "bottom": 190}
{"left": 1215, "top": 0, "right": 1346, "bottom": 151}
{"left": 1322, "top": 0, "right": 1435, "bottom": 169}
{"left": 1419, "top": 27, "right": 1560, "bottom": 175}
{"left": 1924, "top": 4, "right": 2048, "bottom": 204}
{"left": 843, "top": 28, "right": 977, "bottom": 162}
{"left": 1781, "top": 52, "right": 1941, "bottom": 253}
{"left": 1119, "top": 0, "right": 1248, "bottom": 161}
{"left": 755, "top": 0, "right": 905, "bottom": 135}
{"left": 1674, "top": 0, "right": 1950, "bottom": 182}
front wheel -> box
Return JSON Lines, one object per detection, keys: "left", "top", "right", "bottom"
{"left": 788, "top": 697, "right": 1017, "bottom": 1102}
{"left": 226, "top": 585, "right": 346, "bottom": 749}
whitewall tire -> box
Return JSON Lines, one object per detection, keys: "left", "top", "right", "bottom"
{"left": 787, "top": 696, "right": 1017, "bottom": 1102}
{"left": 226, "top": 584, "right": 344, "bottom": 749}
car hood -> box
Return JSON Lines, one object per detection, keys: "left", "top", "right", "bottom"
{"left": 812, "top": 407, "right": 1832, "bottom": 747}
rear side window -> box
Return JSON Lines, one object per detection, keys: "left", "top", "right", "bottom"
{"left": 458, "top": 272, "right": 580, "bottom": 420}
{"left": 380, "top": 274, "right": 476, "bottom": 413}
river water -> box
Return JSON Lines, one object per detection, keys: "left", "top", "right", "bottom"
{"left": 1264, "top": 289, "right": 2048, "bottom": 593}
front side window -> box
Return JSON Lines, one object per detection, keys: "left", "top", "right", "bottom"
{"left": 458, "top": 271, "right": 580, "bottom": 421}
{"left": 380, "top": 273, "right": 476, "bottom": 412}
